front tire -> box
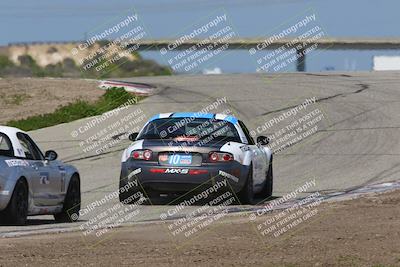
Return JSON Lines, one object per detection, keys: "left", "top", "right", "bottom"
{"left": 2, "top": 179, "right": 28, "bottom": 225}
{"left": 54, "top": 175, "right": 81, "bottom": 223}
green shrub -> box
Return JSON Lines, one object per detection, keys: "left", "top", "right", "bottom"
{"left": 7, "top": 88, "right": 143, "bottom": 131}
{"left": 0, "top": 55, "right": 14, "bottom": 69}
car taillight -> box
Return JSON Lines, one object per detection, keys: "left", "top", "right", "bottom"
{"left": 131, "top": 149, "right": 152, "bottom": 160}
{"left": 209, "top": 152, "right": 234, "bottom": 162}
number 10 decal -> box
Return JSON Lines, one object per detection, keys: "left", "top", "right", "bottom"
{"left": 169, "top": 154, "right": 180, "bottom": 165}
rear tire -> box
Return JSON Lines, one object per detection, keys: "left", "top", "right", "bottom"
{"left": 2, "top": 179, "right": 28, "bottom": 225}
{"left": 54, "top": 175, "right": 80, "bottom": 223}
{"left": 119, "top": 170, "right": 148, "bottom": 204}
{"left": 119, "top": 178, "right": 138, "bottom": 204}
{"left": 119, "top": 185, "right": 152, "bottom": 205}
{"left": 238, "top": 167, "right": 255, "bottom": 205}
{"left": 119, "top": 190, "right": 135, "bottom": 204}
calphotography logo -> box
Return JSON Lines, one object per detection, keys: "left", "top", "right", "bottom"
{"left": 160, "top": 10, "right": 237, "bottom": 73}
{"left": 77, "top": 175, "right": 146, "bottom": 245}
{"left": 249, "top": 96, "right": 329, "bottom": 154}
{"left": 71, "top": 8, "right": 148, "bottom": 77}
{"left": 159, "top": 178, "right": 238, "bottom": 246}
{"left": 70, "top": 106, "right": 147, "bottom": 155}
{"left": 248, "top": 179, "right": 322, "bottom": 240}
{"left": 248, "top": 10, "right": 329, "bottom": 75}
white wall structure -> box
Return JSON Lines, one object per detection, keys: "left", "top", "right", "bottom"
{"left": 373, "top": 56, "right": 400, "bottom": 71}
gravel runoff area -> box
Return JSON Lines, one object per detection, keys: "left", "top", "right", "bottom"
{"left": 0, "top": 189, "right": 399, "bottom": 267}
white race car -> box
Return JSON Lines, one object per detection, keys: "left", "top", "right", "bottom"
{"left": 119, "top": 113, "right": 273, "bottom": 204}
{"left": 0, "top": 126, "right": 81, "bottom": 225}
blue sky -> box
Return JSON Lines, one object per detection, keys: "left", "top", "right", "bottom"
{"left": 1, "top": 0, "right": 399, "bottom": 72}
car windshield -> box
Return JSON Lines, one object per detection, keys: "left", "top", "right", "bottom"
{"left": 137, "top": 118, "right": 241, "bottom": 142}
{"left": 0, "top": 133, "right": 14, "bottom": 157}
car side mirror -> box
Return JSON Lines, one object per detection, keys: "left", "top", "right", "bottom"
{"left": 45, "top": 150, "right": 58, "bottom": 161}
{"left": 257, "top": 136, "right": 269, "bottom": 145}
{"left": 128, "top": 132, "right": 139, "bottom": 141}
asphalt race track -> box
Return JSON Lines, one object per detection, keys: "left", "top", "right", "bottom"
{"left": 1, "top": 71, "right": 399, "bottom": 236}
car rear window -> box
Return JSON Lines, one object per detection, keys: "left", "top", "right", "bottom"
{"left": 0, "top": 133, "right": 14, "bottom": 157}
{"left": 138, "top": 118, "right": 241, "bottom": 143}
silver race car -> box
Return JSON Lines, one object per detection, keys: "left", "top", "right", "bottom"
{"left": 0, "top": 126, "right": 81, "bottom": 225}
{"left": 119, "top": 113, "right": 273, "bottom": 204}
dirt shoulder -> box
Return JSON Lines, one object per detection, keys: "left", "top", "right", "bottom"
{"left": 0, "top": 78, "right": 103, "bottom": 124}
{"left": 0, "top": 190, "right": 399, "bottom": 267}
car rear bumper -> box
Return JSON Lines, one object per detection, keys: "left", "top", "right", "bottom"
{"left": 120, "top": 160, "right": 250, "bottom": 194}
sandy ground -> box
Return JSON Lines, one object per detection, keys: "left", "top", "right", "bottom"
{"left": 0, "top": 190, "right": 399, "bottom": 267}
{"left": 0, "top": 78, "right": 103, "bottom": 124}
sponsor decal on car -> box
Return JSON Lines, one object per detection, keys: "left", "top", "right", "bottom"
{"left": 40, "top": 172, "right": 50, "bottom": 185}
{"left": 159, "top": 154, "right": 193, "bottom": 165}
{"left": 4, "top": 159, "right": 30, "bottom": 167}
{"left": 219, "top": 170, "right": 239, "bottom": 182}
{"left": 240, "top": 145, "right": 251, "bottom": 152}
{"left": 59, "top": 166, "right": 66, "bottom": 192}
{"left": 127, "top": 168, "right": 142, "bottom": 179}
{"left": 159, "top": 154, "right": 169, "bottom": 162}
{"left": 165, "top": 168, "right": 189, "bottom": 174}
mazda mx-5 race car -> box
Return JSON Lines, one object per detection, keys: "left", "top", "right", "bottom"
{"left": 119, "top": 113, "right": 273, "bottom": 204}
{"left": 0, "top": 126, "right": 81, "bottom": 225}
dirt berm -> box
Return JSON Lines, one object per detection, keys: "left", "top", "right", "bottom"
{"left": 0, "top": 190, "right": 399, "bottom": 267}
